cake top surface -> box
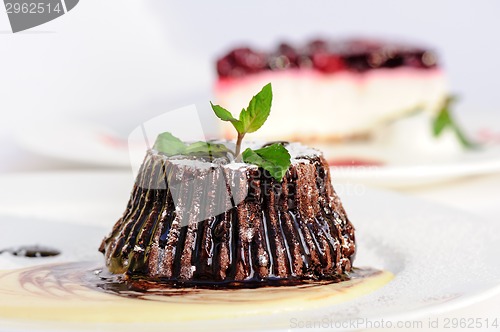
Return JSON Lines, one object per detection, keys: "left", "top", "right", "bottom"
{"left": 152, "top": 141, "right": 321, "bottom": 171}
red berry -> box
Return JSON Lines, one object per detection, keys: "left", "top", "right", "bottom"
{"left": 312, "top": 52, "right": 344, "bottom": 73}
{"left": 278, "top": 42, "right": 298, "bottom": 66}
{"left": 232, "top": 48, "right": 266, "bottom": 71}
{"left": 216, "top": 57, "right": 234, "bottom": 77}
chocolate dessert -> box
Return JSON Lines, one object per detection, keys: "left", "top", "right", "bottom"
{"left": 99, "top": 143, "right": 355, "bottom": 287}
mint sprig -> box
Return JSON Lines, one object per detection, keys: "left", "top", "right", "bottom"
{"left": 211, "top": 83, "right": 272, "bottom": 155}
{"left": 153, "top": 83, "right": 292, "bottom": 182}
{"left": 210, "top": 83, "right": 291, "bottom": 180}
{"left": 242, "top": 143, "right": 291, "bottom": 181}
{"left": 153, "top": 133, "right": 231, "bottom": 159}
{"left": 433, "top": 96, "right": 477, "bottom": 149}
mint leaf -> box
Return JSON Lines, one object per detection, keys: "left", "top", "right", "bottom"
{"left": 432, "top": 106, "right": 451, "bottom": 136}
{"left": 153, "top": 132, "right": 232, "bottom": 159}
{"left": 242, "top": 143, "right": 291, "bottom": 181}
{"left": 184, "top": 141, "right": 231, "bottom": 158}
{"left": 210, "top": 83, "right": 273, "bottom": 156}
{"left": 210, "top": 102, "right": 242, "bottom": 129}
{"left": 239, "top": 83, "right": 273, "bottom": 134}
{"left": 210, "top": 83, "right": 272, "bottom": 136}
{"left": 432, "top": 96, "right": 477, "bottom": 149}
{"left": 153, "top": 132, "right": 187, "bottom": 156}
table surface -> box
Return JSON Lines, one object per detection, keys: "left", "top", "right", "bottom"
{"left": 0, "top": 149, "right": 499, "bottom": 331}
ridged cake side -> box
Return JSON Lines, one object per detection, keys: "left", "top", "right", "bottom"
{"left": 99, "top": 147, "right": 356, "bottom": 286}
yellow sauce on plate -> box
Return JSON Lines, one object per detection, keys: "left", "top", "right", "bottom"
{"left": 0, "top": 262, "right": 393, "bottom": 324}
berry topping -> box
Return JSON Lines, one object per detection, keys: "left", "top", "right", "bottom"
{"left": 312, "top": 52, "right": 344, "bottom": 73}
{"left": 276, "top": 42, "right": 299, "bottom": 68}
{"left": 216, "top": 38, "right": 439, "bottom": 78}
{"left": 216, "top": 57, "right": 234, "bottom": 77}
{"left": 307, "top": 39, "right": 328, "bottom": 53}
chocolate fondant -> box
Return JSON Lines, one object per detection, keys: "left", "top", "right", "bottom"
{"left": 99, "top": 142, "right": 356, "bottom": 287}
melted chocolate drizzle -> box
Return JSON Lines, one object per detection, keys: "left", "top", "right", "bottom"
{"left": 0, "top": 245, "right": 61, "bottom": 258}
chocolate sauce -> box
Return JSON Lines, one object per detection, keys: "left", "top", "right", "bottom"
{"left": 8, "top": 261, "right": 385, "bottom": 305}
{"left": 94, "top": 268, "right": 351, "bottom": 293}
{"left": 0, "top": 245, "right": 60, "bottom": 258}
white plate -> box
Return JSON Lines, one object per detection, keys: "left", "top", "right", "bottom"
{"left": 0, "top": 171, "right": 499, "bottom": 331}
{"left": 14, "top": 110, "right": 500, "bottom": 188}
{"left": 15, "top": 120, "right": 130, "bottom": 168}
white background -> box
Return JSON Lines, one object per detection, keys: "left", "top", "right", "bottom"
{"left": 1, "top": 0, "right": 500, "bottom": 172}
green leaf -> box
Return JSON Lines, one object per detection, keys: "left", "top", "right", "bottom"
{"left": 432, "top": 96, "right": 477, "bottom": 149}
{"left": 238, "top": 83, "right": 273, "bottom": 134}
{"left": 210, "top": 102, "right": 237, "bottom": 122}
{"left": 153, "top": 132, "right": 187, "bottom": 156}
{"left": 184, "top": 141, "right": 232, "bottom": 158}
{"left": 210, "top": 83, "right": 273, "bottom": 137}
{"left": 210, "top": 83, "right": 274, "bottom": 156}
{"left": 153, "top": 132, "right": 232, "bottom": 159}
{"left": 242, "top": 143, "right": 291, "bottom": 181}
{"left": 210, "top": 102, "right": 243, "bottom": 132}
{"left": 432, "top": 106, "right": 451, "bottom": 136}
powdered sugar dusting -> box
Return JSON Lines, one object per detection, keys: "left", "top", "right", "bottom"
{"left": 154, "top": 141, "right": 321, "bottom": 170}
{"left": 286, "top": 142, "right": 321, "bottom": 160}
{"left": 224, "top": 162, "right": 258, "bottom": 171}
{"left": 169, "top": 159, "right": 216, "bottom": 171}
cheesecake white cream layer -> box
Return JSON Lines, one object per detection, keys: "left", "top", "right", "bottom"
{"left": 215, "top": 68, "right": 448, "bottom": 142}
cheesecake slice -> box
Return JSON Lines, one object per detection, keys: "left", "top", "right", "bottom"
{"left": 215, "top": 38, "right": 448, "bottom": 142}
